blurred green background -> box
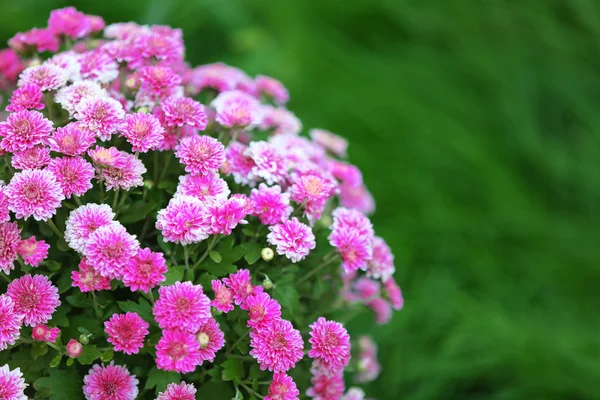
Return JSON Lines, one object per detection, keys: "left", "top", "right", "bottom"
{"left": 2, "top": 1, "right": 600, "bottom": 399}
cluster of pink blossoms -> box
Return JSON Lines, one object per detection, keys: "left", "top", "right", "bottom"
{"left": 0, "top": 6, "right": 402, "bottom": 400}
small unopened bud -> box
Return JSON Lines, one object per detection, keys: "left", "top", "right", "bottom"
{"left": 261, "top": 247, "right": 274, "bottom": 262}
{"left": 197, "top": 332, "right": 210, "bottom": 349}
{"left": 136, "top": 106, "right": 149, "bottom": 114}
{"left": 32, "top": 324, "right": 49, "bottom": 342}
{"left": 66, "top": 339, "right": 83, "bottom": 358}
{"left": 262, "top": 275, "right": 273, "bottom": 290}
{"left": 79, "top": 334, "right": 90, "bottom": 345}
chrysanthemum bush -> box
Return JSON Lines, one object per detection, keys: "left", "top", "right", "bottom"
{"left": 0, "top": 7, "right": 403, "bottom": 400}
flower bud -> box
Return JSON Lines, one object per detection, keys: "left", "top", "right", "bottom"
{"left": 136, "top": 106, "right": 149, "bottom": 114}
{"left": 262, "top": 275, "right": 273, "bottom": 290}
{"left": 79, "top": 334, "right": 90, "bottom": 345}
{"left": 261, "top": 247, "right": 274, "bottom": 262}
{"left": 66, "top": 339, "right": 83, "bottom": 358}
{"left": 32, "top": 324, "right": 49, "bottom": 341}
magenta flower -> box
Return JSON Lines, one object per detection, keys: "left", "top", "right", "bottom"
{"left": 66, "top": 339, "right": 83, "bottom": 358}
{"left": 7, "top": 274, "right": 60, "bottom": 327}
{"left": 265, "top": 373, "right": 300, "bottom": 400}
{"left": 157, "top": 382, "right": 197, "bottom": 400}
{"left": 246, "top": 292, "right": 282, "bottom": 330}
{"left": 9, "top": 28, "right": 60, "bottom": 54}
{"left": 290, "top": 174, "right": 336, "bottom": 222}
{"left": 79, "top": 50, "right": 119, "bottom": 83}
{"left": 47, "top": 157, "right": 95, "bottom": 199}
{"left": 211, "top": 89, "right": 262, "bottom": 128}
{"left": 0, "top": 295, "right": 23, "bottom": 351}
{"left": 366, "top": 298, "right": 392, "bottom": 325}
{"left": 194, "top": 317, "right": 225, "bottom": 363}
{"left": 310, "top": 128, "right": 348, "bottom": 158}
{"left": 249, "top": 318, "right": 304, "bottom": 373}
{"left": 55, "top": 81, "right": 107, "bottom": 117}
{"left": 156, "top": 195, "right": 209, "bottom": 245}
{"left": 0, "top": 364, "right": 27, "bottom": 400}
{"left": 175, "top": 135, "right": 225, "bottom": 176}
{"left": 85, "top": 222, "right": 140, "bottom": 279}
{"left": 0, "top": 189, "right": 9, "bottom": 224}
{"left": 88, "top": 145, "right": 126, "bottom": 169}
{"left": 267, "top": 218, "right": 316, "bottom": 263}
{"left": 65, "top": 204, "right": 115, "bottom": 253}
{"left": 0, "top": 110, "right": 53, "bottom": 153}
{"left": 0, "top": 222, "right": 22, "bottom": 274}
{"left": 139, "top": 65, "right": 182, "bottom": 96}
{"left": 0, "top": 49, "right": 23, "bottom": 83}
{"left": 6, "top": 169, "right": 65, "bottom": 221}
{"left": 223, "top": 142, "right": 257, "bottom": 185}
{"left": 176, "top": 173, "right": 230, "bottom": 202}
{"left": 256, "top": 75, "right": 289, "bottom": 105}
{"left": 104, "top": 312, "right": 149, "bottom": 355}
{"left": 306, "top": 371, "right": 345, "bottom": 400}
{"left": 155, "top": 329, "right": 202, "bottom": 373}
{"left": 203, "top": 196, "right": 248, "bottom": 235}
{"left": 31, "top": 324, "right": 60, "bottom": 343}
{"left": 101, "top": 152, "right": 146, "bottom": 191}
{"left": 119, "top": 113, "right": 165, "bottom": 153}
{"left": 153, "top": 282, "right": 211, "bottom": 333}
{"left": 49, "top": 122, "right": 96, "bottom": 156}
{"left": 6, "top": 83, "right": 44, "bottom": 112}
{"left": 222, "top": 269, "right": 262, "bottom": 308}
{"left": 259, "top": 106, "right": 302, "bottom": 136}
{"left": 210, "top": 279, "right": 234, "bottom": 313}
{"left": 71, "top": 257, "right": 112, "bottom": 293}
{"left": 331, "top": 207, "right": 374, "bottom": 238}
{"left": 250, "top": 183, "right": 293, "bottom": 225}
{"left": 246, "top": 141, "right": 291, "bottom": 185}
{"left": 75, "top": 95, "right": 125, "bottom": 141}
{"left": 16, "top": 236, "right": 49, "bottom": 267}
{"left": 48, "top": 7, "right": 92, "bottom": 39}
{"left": 383, "top": 277, "right": 404, "bottom": 311}
{"left": 18, "top": 64, "right": 67, "bottom": 91}
{"left": 308, "top": 318, "right": 351, "bottom": 375}
{"left": 329, "top": 228, "right": 372, "bottom": 273}
{"left": 367, "top": 237, "right": 395, "bottom": 281}
{"left": 83, "top": 363, "right": 139, "bottom": 400}
{"left": 189, "top": 62, "right": 248, "bottom": 93}
{"left": 355, "top": 336, "right": 380, "bottom": 383}
{"left": 342, "top": 388, "right": 366, "bottom": 400}
{"left": 162, "top": 96, "right": 207, "bottom": 129}
{"left": 122, "top": 248, "right": 167, "bottom": 293}
{"left": 328, "top": 160, "right": 363, "bottom": 188}
{"left": 11, "top": 146, "right": 52, "bottom": 170}
{"left": 338, "top": 182, "right": 376, "bottom": 216}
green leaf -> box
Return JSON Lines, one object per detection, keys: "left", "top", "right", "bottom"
{"left": 163, "top": 265, "right": 185, "bottom": 285}
{"left": 221, "top": 359, "right": 245, "bottom": 381}
{"left": 31, "top": 342, "right": 48, "bottom": 359}
{"left": 273, "top": 284, "right": 300, "bottom": 320}
{"left": 228, "top": 245, "right": 247, "bottom": 262}
{"left": 209, "top": 251, "right": 222, "bottom": 263}
{"left": 242, "top": 228, "right": 255, "bottom": 237}
{"left": 100, "top": 350, "right": 114, "bottom": 362}
{"left": 34, "top": 369, "right": 82, "bottom": 400}
{"left": 49, "top": 355, "right": 62, "bottom": 368}
{"left": 45, "top": 260, "right": 61, "bottom": 271}
{"left": 56, "top": 239, "right": 69, "bottom": 252}
{"left": 65, "top": 293, "right": 93, "bottom": 308}
{"left": 203, "top": 263, "right": 238, "bottom": 277}
{"left": 119, "top": 201, "right": 155, "bottom": 224}
{"left": 35, "top": 387, "right": 52, "bottom": 400}
{"left": 242, "top": 243, "right": 262, "bottom": 265}
{"left": 117, "top": 298, "right": 153, "bottom": 323}
{"left": 56, "top": 271, "right": 73, "bottom": 294}
{"left": 77, "top": 345, "right": 101, "bottom": 365}
{"left": 144, "top": 366, "right": 180, "bottom": 393}
{"left": 207, "top": 365, "right": 222, "bottom": 380}
{"left": 50, "top": 305, "right": 70, "bottom": 326}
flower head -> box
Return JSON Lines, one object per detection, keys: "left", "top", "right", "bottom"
{"left": 223, "top": 142, "right": 257, "bottom": 185}
{"left": 49, "top": 122, "right": 97, "bottom": 156}
{"left": 85, "top": 223, "right": 140, "bottom": 279}
{"left": 162, "top": 96, "right": 207, "bottom": 128}
{"left": 16, "top": 236, "right": 49, "bottom": 267}
{"left": 48, "top": 7, "right": 92, "bottom": 39}
{"left": 194, "top": 317, "right": 225, "bottom": 363}
{"left": 306, "top": 371, "right": 345, "bottom": 400}
{"left": 18, "top": 64, "right": 67, "bottom": 91}
{"left": 0, "top": 222, "right": 21, "bottom": 274}
{"left": 55, "top": 81, "right": 107, "bottom": 117}
{"left": 155, "top": 195, "right": 209, "bottom": 245}
{"left": 65, "top": 203, "right": 115, "bottom": 253}
{"left": 175, "top": 173, "right": 230, "bottom": 202}
{"left": 6, "top": 83, "right": 44, "bottom": 112}
{"left": 139, "top": 65, "right": 182, "bottom": 97}
{"left": 0, "top": 295, "right": 23, "bottom": 351}
{"left": 267, "top": 218, "right": 316, "bottom": 263}
{"left": 79, "top": 50, "right": 119, "bottom": 83}
{"left": 157, "top": 382, "right": 197, "bottom": 400}
{"left": 366, "top": 298, "right": 392, "bottom": 325}
{"left": 355, "top": 336, "right": 380, "bottom": 383}
{"left": 71, "top": 257, "right": 112, "bottom": 293}
{"left": 11, "top": 146, "right": 51, "bottom": 170}
{"left": 75, "top": 95, "right": 125, "bottom": 141}
{"left": 47, "top": 157, "right": 94, "bottom": 198}
{"left": 203, "top": 196, "right": 248, "bottom": 235}
{"left": 265, "top": 373, "right": 300, "bottom": 400}
{"left": 250, "top": 183, "right": 292, "bottom": 225}
{"left": 122, "top": 248, "right": 167, "bottom": 293}
{"left": 260, "top": 106, "right": 302, "bottom": 136}
{"left": 290, "top": 174, "right": 336, "bottom": 222}
{"left": 342, "top": 388, "right": 366, "bottom": 400}
{"left": 6, "top": 169, "right": 64, "bottom": 221}
{"left": 7, "top": 274, "right": 60, "bottom": 326}
{"left": 246, "top": 141, "right": 291, "bottom": 185}
{"left": 211, "top": 90, "right": 262, "bottom": 128}
{"left": 101, "top": 152, "right": 146, "bottom": 191}
{"left": 32, "top": 324, "right": 60, "bottom": 343}
{"left": 222, "top": 269, "right": 262, "bottom": 308}
{"left": 88, "top": 145, "right": 125, "bottom": 169}
{"left": 367, "top": 237, "right": 395, "bottom": 281}
{"left": 155, "top": 329, "right": 202, "bottom": 373}
{"left": 104, "top": 312, "right": 149, "bottom": 355}
{"left": 119, "top": 113, "right": 164, "bottom": 153}
{"left": 245, "top": 292, "right": 282, "bottom": 330}
{"left": 308, "top": 318, "right": 351, "bottom": 375}
{"left": 83, "top": 363, "right": 139, "bottom": 400}
{"left": 0, "top": 365, "right": 27, "bottom": 400}
{"left": 0, "top": 110, "right": 53, "bottom": 153}
{"left": 329, "top": 228, "right": 372, "bottom": 273}
{"left": 256, "top": 75, "right": 289, "bottom": 104}
{"left": 310, "top": 129, "right": 348, "bottom": 158}
{"left": 249, "top": 318, "right": 304, "bottom": 373}
{"left": 383, "top": 277, "right": 404, "bottom": 311}
{"left": 66, "top": 339, "right": 83, "bottom": 358}
{"left": 210, "top": 279, "right": 234, "bottom": 313}
{"left": 175, "top": 135, "right": 225, "bottom": 176}
{"left": 153, "top": 282, "right": 211, "bottom": 333}
{"left": 339, "top": 182, "right": 375, "bottom": 215}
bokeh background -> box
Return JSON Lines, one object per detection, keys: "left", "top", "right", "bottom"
{"left": 2, "top": 1, "right": 599, "bottom": 399}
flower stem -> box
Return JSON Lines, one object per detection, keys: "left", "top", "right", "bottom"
{"left": 193, "top": 235, "right": 220, "bottom": 269}
{"left": 298, "top": 253, "right": 339, "bottom": 284}
{"left": 1, "top": 272, "right": 11, "bottom": 284}
{"left": 46, "top": 219, "right": 63, "bottom": 239}
{"left": 112, "top": 189, "right": 120, "bottom": 210}
{"left": 225, "top": 329, "right": 251, "bottom": 356}
{"left": 156, "top": 152, "right": 172, "bottom": 187}
{"left": 73, "top": 196, "right": 83, "bottom": 207}
{"left": 99, "top": 178, "right": 105, "bottom": 204}
{"left": 240, "top": 383, "right": 265, "bottom": 399}
{"left": 47, "top": 342, "right": 62, "bottom": 353}
{"left": 228, "top": 354, "right": 255, "bottom": 361}
{"left": 91, "top": 292, "right": 101, "bottom": 319}
{"left": 183, "top": 245, "right": 190, "bottom": 271}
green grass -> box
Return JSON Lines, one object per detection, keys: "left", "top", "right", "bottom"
{"left": 2, "top": 1, "right": 600, "bottom": 398}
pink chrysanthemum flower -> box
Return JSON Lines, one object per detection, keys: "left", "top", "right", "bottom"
{"left": 328, "top": 160, "right": 363, "bottom": 188}
{"left": 55, "top": 81, "right": 107, "bottom": 117}
{"left": 155, "top": 195, "right": 209, "bottom": 245}
{"left": 75, "top": 95, "right": 125, "bottom": 141}
{"left": 162, "top": 96, "right": 207, "bottom": 129}
{"left": 101, "top": 152, "right": 146, "bottom": 191}
{"left": 0, "top": 365, "right": 27, "bottom": 400}
{"left": 9, "top": 28, "right": 60, "bottom": 54}
{"left": 306, "top": 371, "right": 345, "bottom": 400}
{"left": 71, "top": 257, "right": 112, "bottom": 293}
{"left": 83, "top": 363, "right": 139, "bottom": 400}
{"left": 175, "top": 173, "right": 230, "bottom": 202}
{"left": 383, "top": 277, "right": 404, "bottom": 311}
{"left": 122, "top": 248, "right": 167, "bottom": 293}
{"left": 11, "top": 146, "right": 51, "bottom": 170}
{"left": 6, "top": 83, "right": 44, "bottom": 112}
{"left": 308, "top": 318, "right": 351, "bottom": 375}
{"left": 79, "top": 50, "right": 119, "bottom": 83}
{"left": 329, "top": 228, "right": 373, "bottom": 273}
{"left": 290, "top": 174, "right": 336, "bottom": 221}
{"left": 342, "top": 388, "right": 366, "bottom": 400}
{"left": 267, "top": 218, "right": 316, "bottom": 263}
{"left": 194, "top": 317, "right": 225, "bottom": 363}
{"left": 338, "top": 182, "right": 376, "bottom": 215}
{"left": 223, "top": 142, "right": 257, "bottom": 185}
{"left": 157, "top": 382, "right": 197, "bottom": 400}
{"left": 189, "top": 62, "right": 248, "bottom": 93}
{"left": 246, "top": 292, "right": 282, "bottom": 330}
{"left": 49, "top": 122, "right": 97, "bottom": 156}
{"left": 47, "top": 157, "right": 95, "bottom": 198}
{"left": 139, "top": 65, "right": 182, "bottom": 97}
{"left": 86, "top": 223, "right": 140, "bottom": 279}
{"left": 331, "top": 208, "right": 374, "bottom": 238}
{"left": 310, "top": 129, "right": 348, "bottom": 158}
{"left": 0, "top": 188, "right": 10, "bottom": 224}
{"left": 119, "top": 113, "right": 164, "bottom": 153}
{"left": 222, "top": 269, "right": 262, "bottom": 308}
{"left": 133, "top": 32, "right": 183, "bottom": 67}
{"left": 66, "top": 339, "right": 83, "bottom": 358}
{"left": 355, "top": 336, "right": 381, "bottom": 383}
{"left": 256, "top": 75, "right": 289, "bottom": 105}
{"left": 366, "top": 298, "right": 392, "bottom": 325}
{"left": 0, "top": 222, "right": 21, "bottom": 274}
{"left": 6, "top": 169, "right": 65, "bottom": 221}
{"left": 48, "top": 7, "right": 92, "bottom": 39}
{"left": 0, "top": 295, "right": 23, "bottom": 351}
{"left": 65, "top": 203, "right": 115, "bottom": 253}
{"left": 203, "top": 196, "right": 248, "bottom": 235}
{"left": 211, "top": 90, "right": 262, "bottom": 128}
{"left": 0, "top": 49, "right": 23, "bottom": 83}
{"left": 265, "top": 373, "right": 300, "bottom": 400}
{"left": 351, "top": 278, "right": 381, "bottom": 302}
{"left": 246, "top": 141, "right": 291, "bottom": 185}
{"left": 153, "top": 282, "right": 211, "bottom": 333}
{"left": 250, "top": 183, "right": 293, "bottom": 225}
{"left": 367, "top": 237, "right": 395, "bottom": 281}
{"left": 47, "top": 51, "right": 82, "bottom": 82}
{"left": 155, "top": 329, "right": 202, "bottom": 373}
{"left": 88, "top": 145, "right": 126, "bottom": 169}
{"left": 31, "top": 324, "right": 60, "bottom": 343}
{"left": 18, "top": 64, "right": 67, "bottom": 91}
{"left": 7, "top": 274, "right": 60, "bottom": 327}
{"left": 249, "top": 318, "right": 304, "bottom": 373}
{"left": 260, "top": 106, "right": 302, "bottom": 135}
{"left": 0, "top": 110, "right": 53, "bottom": 153}
{"left": 104, "top": 312, "right": 149, "bottom": 355}
{"left": 16, "top": 236, "right": 49, "bottom": 267}
{"left": 210, "top": 279, "right": 234, "bottom": 313}
{"left": 175, "top": 135, "right": 225, "bottom": 176}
